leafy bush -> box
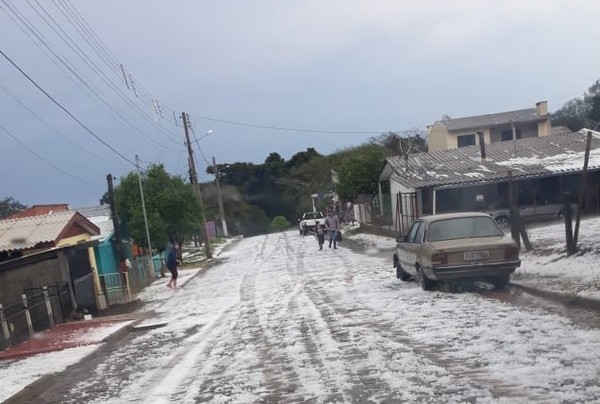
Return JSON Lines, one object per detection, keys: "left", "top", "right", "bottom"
{"left": 270, "top": 215, "right": 291, "bottom": 232}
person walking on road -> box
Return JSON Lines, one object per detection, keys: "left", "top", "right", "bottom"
{"left": 324, "top": 208, "right": 340, "bottom": 249}
{"left": 315, "top": 220, "right": 326, "bottom": 250}
{"left": 166, "top": 237, "right": 180, "bottom": 290}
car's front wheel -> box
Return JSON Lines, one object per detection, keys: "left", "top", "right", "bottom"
{"left": 395, "top": 262, "right": 410, "bottom": 281}
{"left": 417, "top": 266, "right": 436, "bottom": 291}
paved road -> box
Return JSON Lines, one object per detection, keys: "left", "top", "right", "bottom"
{"left": 14, "top": 231, "right": 600, "bottom": 403}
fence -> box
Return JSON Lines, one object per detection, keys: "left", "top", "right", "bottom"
{"left": 97, "top": 255, "right": 155, "bottom": 307}
{"left": 0, "top": 285, "right": 66, "bottom": 350}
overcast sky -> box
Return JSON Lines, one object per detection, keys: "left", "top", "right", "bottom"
{"left": 1, "top": 0, "right": 600, "bottom": 207}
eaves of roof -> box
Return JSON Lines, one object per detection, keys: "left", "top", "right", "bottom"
{"left": 438, "top": 108, "right": 543, "bottom": 132}
{"left": 384, "top": 130, "right": 600, "bottom": 190}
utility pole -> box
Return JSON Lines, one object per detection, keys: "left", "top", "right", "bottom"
{"left": 212, "top": 156, "right": 228, "bottom": 236}
{"left": 107, "top": 174, "right": 125, "bottom": 267}
{"left": 135, "top": 155, "right": 154, "bottom": 277}
{"left": 182, "top": 112, "right": 212, "bottom": 259}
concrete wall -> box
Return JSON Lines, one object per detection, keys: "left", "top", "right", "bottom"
{"left": 0, "top": 253, "right": 70, "bottom": 305}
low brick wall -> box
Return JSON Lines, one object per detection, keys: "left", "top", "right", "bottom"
{"left": 358, "top": 224, "right": 397, "bottom": 238}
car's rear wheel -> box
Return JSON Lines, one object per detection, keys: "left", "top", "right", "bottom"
{"left": 417, "top": 266, "right": 436, "bottom": 291}
{"left": 491, "top": 274, "right": 510, "bottom": 289}
{"left": 395, "top": 262, "right": 410, "bottom": 281}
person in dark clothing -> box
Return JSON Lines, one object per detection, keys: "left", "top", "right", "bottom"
{"left": 315, "top": 220, "right": 325, "bottom": 250}
{"left": 166, "top": 238, "right": 179, "bottom": 290}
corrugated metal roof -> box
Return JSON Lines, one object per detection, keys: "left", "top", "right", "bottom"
{"left": 75, "top": 205, "right": 111, "bottom": 218}
{"left": 438, "top": 108, "right": 541, "bottom": 131}
{"left": 383, "top": 130, "right": 600, "bottom": 189}
{"left": 0, "top": 211, "right": 77, "bottom": 252}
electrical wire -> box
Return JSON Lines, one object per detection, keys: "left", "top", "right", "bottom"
{"left": 0, "top": 47, "right": 136, "bottom": 166}
{"left": 0, "top": 122, "right": 94, "bottom": 183}
{"left": 0, "top": 79, "right": 111, "bottom": 164}
{"left": 192, "top": 113, "right": 391, "bottom": 135}
{"left": 0, "top": 0, "right": 176, "bottom": 150}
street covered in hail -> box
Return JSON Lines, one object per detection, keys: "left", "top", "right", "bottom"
{"left": 21, "top": 230, "right": 600, "bottom": 403}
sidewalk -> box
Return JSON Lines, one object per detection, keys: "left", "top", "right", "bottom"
{"left": 0, "top": 238, "right": 238, "bottom": 364}
{"left": 0, "top": 314, "right": 138, "bottom": 361}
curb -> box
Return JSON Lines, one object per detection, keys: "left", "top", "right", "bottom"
{"left": 511, "top": 282, "right": 600, "bottom": 312}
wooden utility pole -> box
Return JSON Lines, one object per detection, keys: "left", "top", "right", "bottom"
{"left": 573, "top": 130, "right": 592, "bottom": 245}
{"left": 182, "top": 112, "right": 212, "bottom": 259}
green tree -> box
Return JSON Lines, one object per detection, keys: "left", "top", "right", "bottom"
{"left": 553, "top": 79, "right": 600, "bottom": 130}
{"left": 114, "top": 164, "right": 202, "bottom": 251}
{"left": 270, "top": 215, "right": 291, "bottom": 232}
{"left": 0, "top": 197, "right": 26, "bottom": 218}
{"left": 334, "top": 145, "right": 386, "bottom": 199}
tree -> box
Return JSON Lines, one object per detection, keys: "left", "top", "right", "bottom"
{"left": 114, "top": 164, "right": 202, "bottom": 251}
{"left": 0, "top": 197, "right": 26, "bottom": 218}
{"left": 334, "top": 145, "right": 386, "bottom": 199}
{"left": 270, "top": 215, "right": 291, "bottom": 232}
{"left": 553, "top": 79, "right": 600, "bottom": 130}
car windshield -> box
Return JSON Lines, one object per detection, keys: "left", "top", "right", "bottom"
{"left": 427, "top": 216, "right": 504, "bottom": 241}
{"left": 305, "top": 212, "right": 323, "bottom": 220}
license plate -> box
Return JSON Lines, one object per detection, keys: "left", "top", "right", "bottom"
{"left": 464, "top": 250, "right": 489, "bottom": 261}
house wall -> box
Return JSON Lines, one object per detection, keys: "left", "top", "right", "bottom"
{"left": 488, "top": 122, "right": 540, "bottom": 143}
{"left": 0, "top": 253, "right": 70, "bottom": 305}
{"left": 538, "top": 118, "right": 551, "bottom": 137}
{"left": 94, "top": 242, "right": 118, "bottom": 275}
{"left": 431, "top": 120, "right": 551, "bottom": 152}
{"left": 428, "top": 122, "right": 450, "bottom": 152}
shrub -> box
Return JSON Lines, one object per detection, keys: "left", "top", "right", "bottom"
{"left": 270, "top": 215, "right": 291, "bottom": 232}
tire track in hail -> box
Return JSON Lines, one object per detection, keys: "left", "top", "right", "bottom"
{"left": 317, "top": 250, "right": 543, "bottom": 402}
{"left": 189, "top": 234, "right": 305, "bottom": 403}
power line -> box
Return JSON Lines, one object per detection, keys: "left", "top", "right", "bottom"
{"left": 192, "top": 113, "right": 390, "bottom": 135}
{"left": 0, "top": 122, "right": 93, "bottom": 183}
{"left": 0, "top": 47, "right": 136, "bottom": 166}
{"left": 51, "top": 0, "right": 183, "bottom": 140}
{"left": 1, "top": 0, "right": 180, "bottom": 150}
{"left": 0, "top": 79, "right": 111, "bottom": 164}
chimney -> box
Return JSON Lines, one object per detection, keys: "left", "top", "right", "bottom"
{"left": 535, "top": 101, "right": 548, "bottom": 116}
{"left": 477, "top": 131, "right": 486, "bottom": 161}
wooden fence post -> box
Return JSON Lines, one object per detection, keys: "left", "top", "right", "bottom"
{"left": 22, "top": 294, "right": 34, "bottom": 338}
{"left": 0, "top": 304, "right": 11, "bottom": 346}
{"left": 43, "top": 286, "right": 55, "bottom": 328}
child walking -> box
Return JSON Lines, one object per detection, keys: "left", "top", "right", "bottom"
{"left": 315, "top": 220, "right": 325, "bottom": 250}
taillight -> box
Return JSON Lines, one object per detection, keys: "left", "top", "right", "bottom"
{"left": 504, "top": 246, "right": 519, "bottom": 260}
{"left": 431, "top": 252, "right": 448, "bottom": 266}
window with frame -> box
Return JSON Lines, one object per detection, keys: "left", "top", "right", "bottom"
{"left": 501, "top": 128, "right": 521, "bottom": 141}
{"left": 457, "top": 134, "right": 476, "bottom": 148}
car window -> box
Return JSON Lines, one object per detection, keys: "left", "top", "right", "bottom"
{"left": 414, "top": 222, "right": 425, "bottom": 244}
{"left": 407, "top": 221, "right": 423, "bottom": 243}
{"left": 304, "top": 212, "right": 323, "bottom": 220}
{"left": 427, "top": 216, "right": 504, "bottom": 241}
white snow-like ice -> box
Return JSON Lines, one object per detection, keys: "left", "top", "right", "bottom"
{"left": 1, "top": 218, "right": 600, "bottom": 402}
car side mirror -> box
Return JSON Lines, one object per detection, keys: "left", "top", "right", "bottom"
{"left": 395, "top": 235, "right": 405, "bottom": 243}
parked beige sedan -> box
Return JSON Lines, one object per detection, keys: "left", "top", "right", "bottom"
{"left": 393, "top": 212, "right": 520, "bottom": 290}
